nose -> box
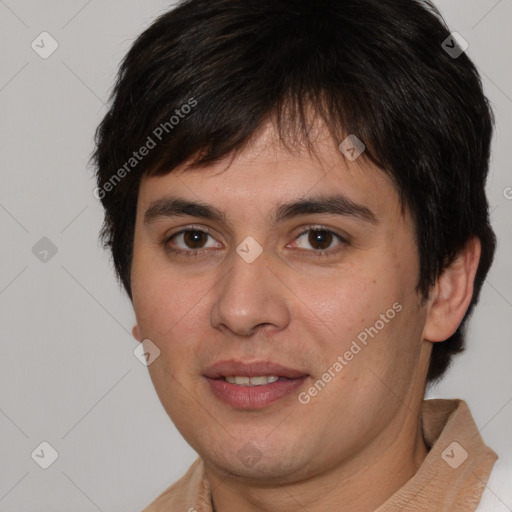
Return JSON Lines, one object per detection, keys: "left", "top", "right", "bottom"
{"left": 210, "top": 248, "right": 291, "bottom": 338}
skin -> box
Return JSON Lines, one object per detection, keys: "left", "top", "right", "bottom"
{"left": 130, "top": 120, "right": 481, "bottom": 511}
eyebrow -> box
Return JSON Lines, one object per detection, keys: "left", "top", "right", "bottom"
{"left": 143, "top": 194, "right": 378, "bottom": 226}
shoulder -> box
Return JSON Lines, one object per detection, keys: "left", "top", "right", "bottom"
{"left": 475, "top": 458, "right": 512, "bottom": 512}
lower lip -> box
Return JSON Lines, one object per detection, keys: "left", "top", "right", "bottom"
{"left": 204, "top": 376, "right": 309, "bottom": 409}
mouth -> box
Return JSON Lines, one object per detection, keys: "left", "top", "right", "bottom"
{"left": 223, "top": 375, "right": 288, "bottom": 385}
{"left": 203, "top": 360, "right": 310, "bottom": 409}
{"left": 203, "top": 359, "right": 308, "bottom": 379}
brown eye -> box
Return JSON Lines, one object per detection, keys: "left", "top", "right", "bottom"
{"left": 182, "top": 230, "right": 209, "bottom": 249}
{"left": 293, "top": 227, "right": 347, "bottom": 255}
{"left": 308, "top": 230, "right": 333, "bottom": 250}
{"left": 166, "top": 228, "right": 221, "bottom": 255}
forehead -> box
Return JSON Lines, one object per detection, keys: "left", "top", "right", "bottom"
{"left": 138, "top": 121, "right": 402, "bottom": 224}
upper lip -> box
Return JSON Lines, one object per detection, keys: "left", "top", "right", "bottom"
{"left": 203, "top": 360, "right": 308, "bottom": 379}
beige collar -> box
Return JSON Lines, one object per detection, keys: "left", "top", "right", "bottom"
{"left": 376, "top": 399, "right": 497, "bottom": 511}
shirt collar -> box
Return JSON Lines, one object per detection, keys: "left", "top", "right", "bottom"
{"left": 377, "top": 399, "right": 497, "bottom": 511}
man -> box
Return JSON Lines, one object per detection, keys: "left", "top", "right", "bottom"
{"left": 92, "top": 0, "right": 511, "bottom": 510}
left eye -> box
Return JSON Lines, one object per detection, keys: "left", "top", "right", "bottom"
{"left": 293, "top": 228, "right": 345, "bottom": 252}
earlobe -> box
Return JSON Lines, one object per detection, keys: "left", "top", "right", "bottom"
{"left": 132, "top": 324, "right": 142, "bottom": 342}
{"left": 423, "top": 237, "right": 481, "bottom": 343}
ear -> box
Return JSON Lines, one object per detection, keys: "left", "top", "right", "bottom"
{"left": 132, "top": 324, "right": 142, "bottom": 342}
{"left": 423, "top": 237, "right": 481, "bottom": 343}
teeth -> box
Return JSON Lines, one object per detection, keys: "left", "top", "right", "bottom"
{"left": 225, "top": 375, "right": 280, "bottom": 386}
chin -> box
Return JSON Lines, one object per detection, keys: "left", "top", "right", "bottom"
{"left": 202, "top": 437, "right": 309, "bottom": 480}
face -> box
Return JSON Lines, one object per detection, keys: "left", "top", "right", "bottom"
{"left": 131, "top": 122, "right": 432, "bottom": 483}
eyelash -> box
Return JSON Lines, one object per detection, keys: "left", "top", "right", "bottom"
{"left": 163, "top": 225, "right": 348, "bottom": 258}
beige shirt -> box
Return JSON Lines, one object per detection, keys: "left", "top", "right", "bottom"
{"left": 142, "top": 399, "right": 498, "bottom": 511}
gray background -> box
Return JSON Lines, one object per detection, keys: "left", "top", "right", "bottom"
{"left": 0, "top": 1, "right": 510, "bottom": 510}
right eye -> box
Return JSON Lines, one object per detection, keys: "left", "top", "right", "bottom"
{"left": 165, "top": 228, "right": 222, "bottom": 256}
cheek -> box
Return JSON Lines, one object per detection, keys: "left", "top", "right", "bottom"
{"left": 131, "top": 252, "right": 196, "bottom": 339}
{"left": 131, "top": 259, "right": 219, "bottom": 383}
{"left": 307, "top": 270, "right": 421, "bottom": 395}
{"left": 132, "top": 280, "right": 171, "bottom": 340}
{"left": 303, "top": 273, "right": 396, "bottom": 346}
{"left": 132, "top": 269, "right": 206, "bottom": 415}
